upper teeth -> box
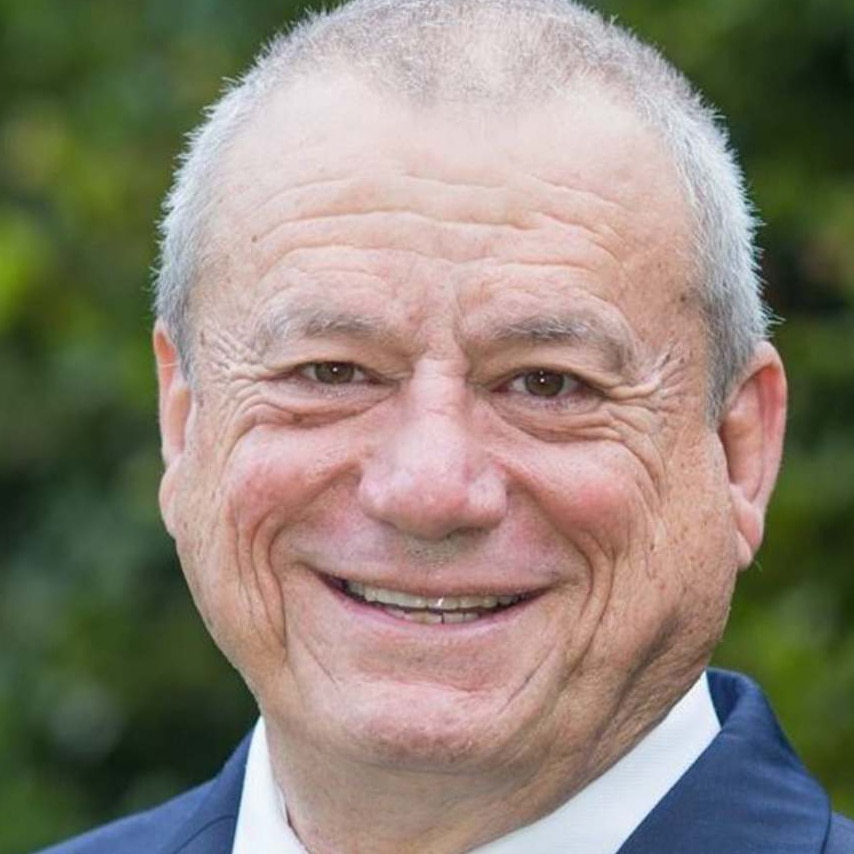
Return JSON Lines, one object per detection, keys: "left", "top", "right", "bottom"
{"left": 344, "top": 581, "right": 521, "bottom": 611}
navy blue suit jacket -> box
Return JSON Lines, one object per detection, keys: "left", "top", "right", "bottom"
{"left": 37, "top": 671, "right": 854, "bottom": 853}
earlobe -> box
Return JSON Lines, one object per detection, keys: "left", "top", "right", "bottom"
{"left": 718, "top": 342, "right": 787, "bottom": 569}
{"left": 153, "top": 320, "right": 193, "bottom": 536}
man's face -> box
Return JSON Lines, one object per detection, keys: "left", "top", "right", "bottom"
{"left": 158, "top": 80, "right": 754, "bottom": 787}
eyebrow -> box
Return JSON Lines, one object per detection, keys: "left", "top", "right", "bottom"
{"left": 250, "top": 304, "right": 635, "bottom": 373}
{"left": 476, "top": 313, "right": 635, "bottom": 372}
{"left": 250, "top": 306, "right": 392, "bottom": 355}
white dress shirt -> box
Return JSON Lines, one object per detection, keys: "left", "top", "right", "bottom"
{"left": 232, "top": 673, "right": 720, "bottom": 854}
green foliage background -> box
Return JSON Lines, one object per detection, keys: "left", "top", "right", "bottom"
{"left": 1, "top": 0, "right": 852, "bottom": 850}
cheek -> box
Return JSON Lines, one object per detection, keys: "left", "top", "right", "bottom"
{"left": 512, "top": 442, "right": 708, "bottom": 668}
{"left": 171, "top": 428, "right": 359, "bottom": 680}
{"left": 516, "top": 448, "right": 657, "bottom": 640}
{"left": 520, "top": 446, "right": 660, "bottom": 563}
{"left": 224, "top": 427, "right": 357, "bottom": 530}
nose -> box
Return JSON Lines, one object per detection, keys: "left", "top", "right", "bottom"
{"left": 357, "top": 392, "right": 507, "bottom": 541}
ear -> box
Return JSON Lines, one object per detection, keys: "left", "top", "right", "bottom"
{"left": 153, "top": 319, "right": 193, "bottom": 536}
{"left": 718, "top": 342, "right": 787, "bottom": 569}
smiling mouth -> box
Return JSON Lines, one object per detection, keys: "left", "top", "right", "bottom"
{"left": 331, "top": 578, "right": 530, "bottom": 625}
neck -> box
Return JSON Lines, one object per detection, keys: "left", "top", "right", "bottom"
{"left": 265, "top": 722, "right": 584, "bottom": 854}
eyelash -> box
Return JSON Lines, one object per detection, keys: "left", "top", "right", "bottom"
{"left": 291, "top": 361, "right": 588, "bottom": 403}
{"left": 501, "top": 369, "right": 584, "bottom": 401}
{"left": 295, "top": 361, "right": 374, "bottom": 385}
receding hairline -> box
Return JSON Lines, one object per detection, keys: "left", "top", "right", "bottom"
{"left": 191, "top": 68, "right": 695, "bottom": 297}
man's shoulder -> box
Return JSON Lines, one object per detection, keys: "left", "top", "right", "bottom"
{"left": 827, "top": 812, "right": 854, "bottom": 853}
{"left": 35, "top": 782, "right": 214, "bottom": 854}
{"left": 619, "top": 671, "right": 850, "bottom": 853}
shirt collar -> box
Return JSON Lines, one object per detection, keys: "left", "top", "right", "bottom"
{"left": 232, "top": 672, "right": 720, "bottom": 854}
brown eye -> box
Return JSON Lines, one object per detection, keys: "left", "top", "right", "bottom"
{"left": 308, "top": 362, "right": 357, "bottom": 384}
{"left": 521, "top": 369, "right": 573, "bottom": 397}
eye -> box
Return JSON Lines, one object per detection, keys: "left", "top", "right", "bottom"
{"left": 507, "top": 369, "right": 581, "bottom": 398}
{"left": 297, "top": 361, "right": 368, "bottom": 384}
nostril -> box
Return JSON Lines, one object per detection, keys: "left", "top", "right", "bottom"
{"left": 358, "top": 459, "right": 507, "bottom": 540}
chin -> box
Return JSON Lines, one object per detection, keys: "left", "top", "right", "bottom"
{"left": 307, "top": 681, "right": 548, "bottom": 773}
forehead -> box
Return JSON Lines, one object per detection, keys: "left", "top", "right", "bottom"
{"left": 227, "top": 74, "right": 685, "bottom": 214}
{"left": 201, "top": 76, "right": 695, "bottom": 355}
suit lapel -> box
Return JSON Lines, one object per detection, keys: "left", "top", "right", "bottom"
{"left": 618, "top": 670, "right": 831, "bottom": 853}
{"left": 160, "top": 735, "right": 251, "bottom": 854}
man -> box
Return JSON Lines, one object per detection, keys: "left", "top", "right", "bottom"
{"left": 40, "top": 0, "right": 853, "bottom": 851}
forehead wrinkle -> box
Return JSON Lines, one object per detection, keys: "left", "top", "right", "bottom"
{"left": 250, "top": 176, "right": 628, "bottom": 249}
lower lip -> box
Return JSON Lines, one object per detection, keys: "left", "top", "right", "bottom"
{"left": 317, "top": 573, "right": 539, "bottom": 635}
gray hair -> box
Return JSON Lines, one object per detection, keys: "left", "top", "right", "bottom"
{"left": 155, "top": 0, "right": 771, "bottom": 417}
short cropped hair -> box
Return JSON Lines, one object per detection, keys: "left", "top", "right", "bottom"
{"left": 155, "top": 0, "right": 770, "bottom": 416}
